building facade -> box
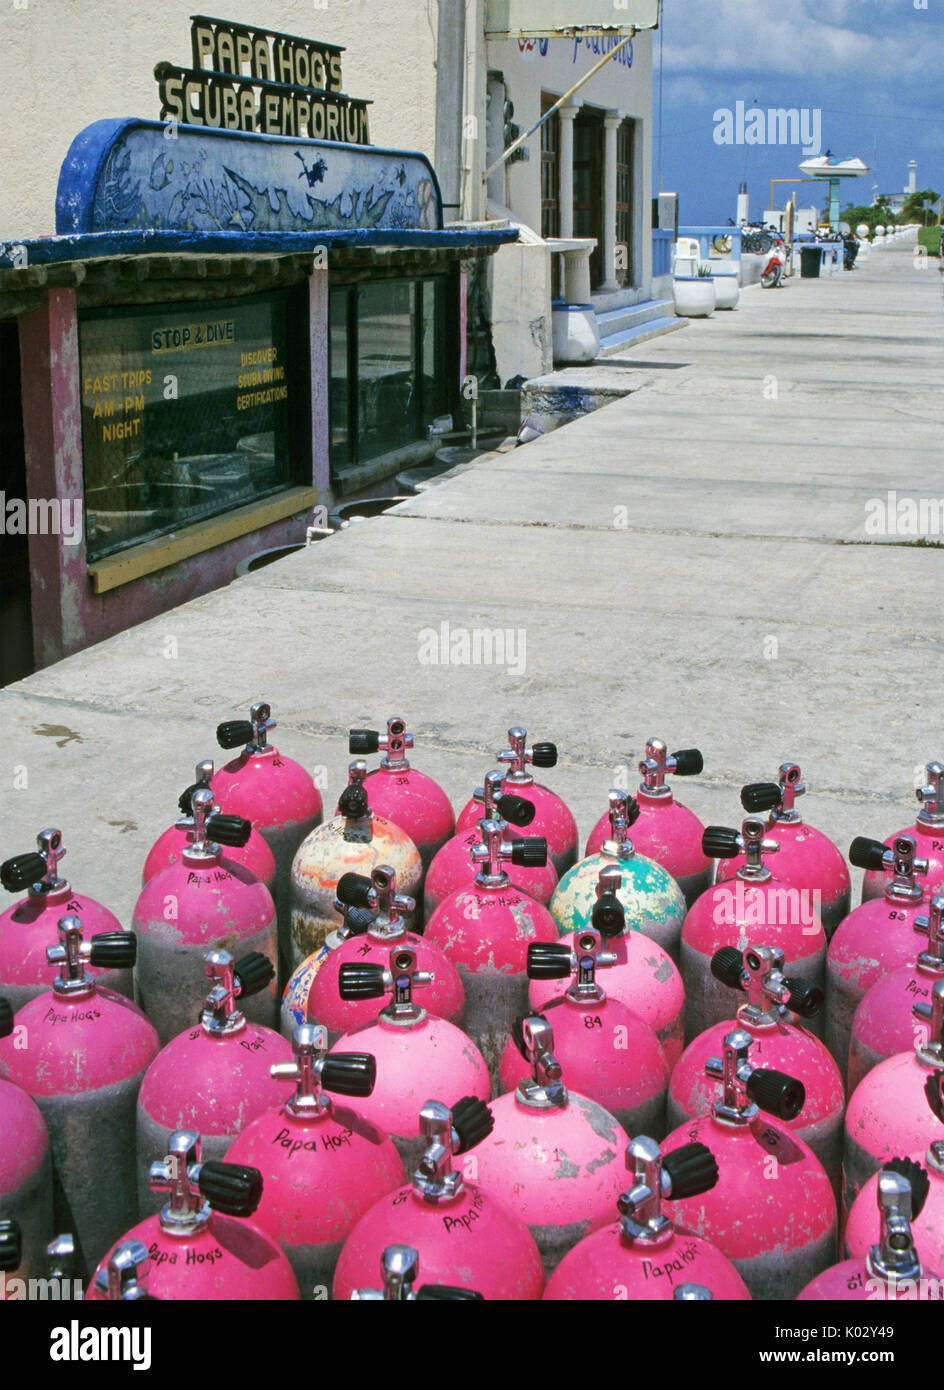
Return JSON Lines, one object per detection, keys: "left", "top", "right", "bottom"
{"left": 479, "top": 26, "right": 656, "bottom": 378}
{"left": 0, "top": 3, "right": 657, "bottom": 681}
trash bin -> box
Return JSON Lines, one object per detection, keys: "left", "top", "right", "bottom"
{"left": 800, "top": 245, "right": 823, "bottom": 278}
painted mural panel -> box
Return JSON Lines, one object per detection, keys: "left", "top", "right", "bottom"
{"left": 57, "top": 120, "right": 442, "bottom": 237}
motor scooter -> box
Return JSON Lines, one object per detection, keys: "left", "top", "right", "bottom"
{"left": 761, "top": 234, "right": 786, "bottom": 288}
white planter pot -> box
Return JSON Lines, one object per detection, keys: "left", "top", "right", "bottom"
{"left": 551, "top": 302, "right": 600, "bottom": 365}
{"left": 710, "top": 272, "right": 740, "bottom": 309}
{"left": 673, "top": 276, "right": 715, "bottom": 317}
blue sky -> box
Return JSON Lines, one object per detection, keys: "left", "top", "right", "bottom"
{"left": 654, "top": 0, "right": 943, "bottom": 225}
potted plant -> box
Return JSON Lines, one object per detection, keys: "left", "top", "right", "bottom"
{"left": 673, "top": 260, "right": 716, "bottom": 317}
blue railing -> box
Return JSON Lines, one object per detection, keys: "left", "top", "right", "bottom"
{"left": 652, "top": 228, "right": 673, "bottom": 276}
{"left": 677, "top": 226, "right": 743, "bottom": 261}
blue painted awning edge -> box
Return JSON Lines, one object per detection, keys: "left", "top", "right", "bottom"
{"left": 0, "top": 225, "right": 519, "bottom": 269}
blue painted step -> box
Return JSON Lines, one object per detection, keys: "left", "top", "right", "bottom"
{"left": 599, "top": 315, "right": 688, "bottom": 355}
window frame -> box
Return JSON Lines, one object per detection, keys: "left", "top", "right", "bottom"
{"left": 328, "top": 269, "right": 454, "bottom": 482}
{"left": 77, "top": 285, "right": 311, "bottom": 564}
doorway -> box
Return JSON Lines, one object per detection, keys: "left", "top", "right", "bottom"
{"left": 540, "top": 92, "right": 561, "bottom": 241}
{"left": 0, "top": 319, "right": 33, "bottom": 686}
{"left": 573, "top": 108, "right": 604, "bottom": 290}
{"left": 616, "top": 118, "right": 635, "bottom": 288}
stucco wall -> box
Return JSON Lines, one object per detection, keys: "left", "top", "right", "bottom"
{"left": 2, "top": 5, "right": 652, "bottom": 245}
{"left": 3, "top": 6, "right": 654, "bottom": 299}
{"left": 483, "top": 30, "right": 653, "bottom": 239}
{"left": 488, "top": 236, "right": 553, "bottom": 383}
{"left": 0, "top": 0, "right": 439, "bottom": 240}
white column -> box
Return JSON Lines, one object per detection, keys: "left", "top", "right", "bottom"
{"left": 558, "top": 101, "right": 581, "bottom": 240}
{"left": 601, "top": 110, "right": 623, "bottom": 292}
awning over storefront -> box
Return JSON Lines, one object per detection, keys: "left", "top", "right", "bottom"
{"left": 0, "top": 225, "right": 516, "bottom": 273}
{"left": 485, "top": 0, "right": 660, "bottom": 37}
{"left": 57, "top": 118, "right": 445, "bottom": 237}
{"left": 0, "top": 115, "right": 517, "bottom": 274}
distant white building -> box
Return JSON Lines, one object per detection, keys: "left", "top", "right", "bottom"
{"left": 880, "top": 159, "right": 917, "bottom": 215}
{"left": 764, "top": 205, "right": 820, "bottom": 235}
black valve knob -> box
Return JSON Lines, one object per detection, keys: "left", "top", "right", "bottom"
{"left": 883, "top": 1157, "right": 931, "bottom": 1219}
{"left": 781, "top": 976, "right": 823, "bottom": 1020}
{"left": 510, "top": 836, "right": 547, "bottom": 868}
{"left": 526, "top": 942, "right": 573, "bottom": 980}
{"left": 623, "top": 797, "right": 642, "bottom": 827}
{"left": 740, "top": 782, "right": 782, "bottom": 813}
{"left": 206, "top": 814, "right": 252, "bottom": 849}
{"left": 338, "top": 963, "right": 386, "bottom": 1000}
{"left": 198, "top": 1161, "right": 263, "bottom": 1217}
{"left": 498, "top": 794, "right": 536, "bottom": 828}
{"left": 662, "top": 1142, "right": 719, "bottom": 1200}
{"left": 321, "top": 1053, "right": 377, "bottom": 1098}
{"left": 746, "top": 1068, "right": 805, "bottom": 1121}
{"left": 672, "top": 749, "right": 704, "bottom": 777}
{"left": 451, "top": 1096, "right": 494, "bottom": 1152}
{"left": 702, "top": 826, "right": 741, "bottom": 859}
{"left": 89, "top": 932, "right": 137, "bottom": 969}
{"left": 710, "top": 946, "right": 745, "bottom": 990}
{"left": 349, "top": 729, "right": 381, "bottom": 754}
{"left": 924, "top": 1071, "right": 944, "bottom": 1125}
{"left": 530, "top": 742, "right": 557, "bottom": 769}
{"left": 591, "top": 893, "right": 625, "bottom": 939}
{"left": 216, "top": 720, "right": 253, "bottom": 750}
{"left": 178, "top": 782, "right": 203, "bottom": 815}
{"left": 342, "top": 906, "right": 377, "bottom": 936}
{"left": 233, "top": 952, "right": 274, "bottom": 999}
{"left": 0, "top": 997, "right": 13, "bottom": 1039}
{"left": 338, "top": 785, "right": 369, "bottom": 820}
{"left": 1, "top": 852, "right": 48, "bottom": 893}
{"left": 849, "top": 836, "right": 889, "bottom": 871}
{"left": 336, "top": 873, "right": 375, "bottom": 908}
{"left": 415, "top": 1285, "right": 485, "bottom": 1300}
{"left": 0, "top": 1219, "right": 22, "bottom": 1273}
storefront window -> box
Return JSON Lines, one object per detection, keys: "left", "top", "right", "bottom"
{"left": 79, "top": 291, "right": 305, "bottom": 562}
{"left": 356, "top": 280, "right": 416, "bottom": 462}
{"left": 420, "top": 279, "right": 444, "bottom": 421}
{"left": 329, "top": 288, "right": 351, "bottom": 470}
{"left": 329, "top": 275, "right": 449, "bottom": 478}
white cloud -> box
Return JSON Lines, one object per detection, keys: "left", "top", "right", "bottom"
{"left": 662, "top": 75, "right": 715, "bottom": 107}
{"left": 663, "top": 0, "right": 936, "bottom": 81}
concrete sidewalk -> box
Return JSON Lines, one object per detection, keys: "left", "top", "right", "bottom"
{"left": 2, "top": 242, "right": 941, "bottom": 922}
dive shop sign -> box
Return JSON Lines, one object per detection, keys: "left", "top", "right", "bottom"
{"left": 156, "top": 15, "right": 371, "bottom": 144}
